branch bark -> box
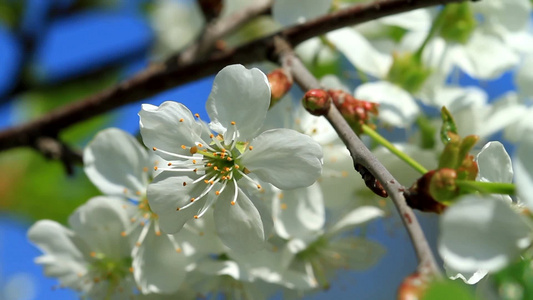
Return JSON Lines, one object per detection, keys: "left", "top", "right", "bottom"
{"left": 0, "top": 0, "right": 469, "bottom": 152}
{"left": 274, "top": 37, "right": 441, "bottom": 278}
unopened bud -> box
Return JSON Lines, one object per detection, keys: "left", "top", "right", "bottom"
{"left": 267, "top": 69, "right": 293, "bottom": 107}
{"left": 302, "top": 89, "right": 331, "bottom": 116}
{"left": 405, "top": 170, "right": 447, "bottom": 214}
{"left": 397, "top": 272, "right": 428, "bottom": 300}
{"left": 328, "top": 89, "right": 379, "bottom": 134}
{"left": 430, "top": 168, "right": 458, "bottom": 203}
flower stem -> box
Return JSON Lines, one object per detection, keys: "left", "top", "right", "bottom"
{"left": 362, "top": 124, "right": 428, "bottom": 174}
{"left": 413, "top": 7, "right": 446, "bottom": 61}
{"left": 456, "top": 180, "right": 516, "bottom": 195}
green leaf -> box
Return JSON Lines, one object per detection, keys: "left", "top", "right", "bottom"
{"left": 440, "top": 106, "right": 457, "bottom": 144}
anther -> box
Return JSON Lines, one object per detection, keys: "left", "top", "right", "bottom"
{"left": 183, "top": 182, "right": 187, "bottom": 186}
{"left": 230, "top": 201, "right": 236, "bottom": 206}
{"left": 136, "top": 191, "right": 142, "bottom": 196}
{"left": 198, "top": 143, "right": 203, "bottom": 148}
{"left": 181, "top": 145, "right": 187, "bottom": 149}
{"left": 249, "top": 146, "right": 253, "bottom": 150}
{"left": 215, "top": 191, "right": 220, "bottom": 195}
{"left": 190, "top": 146, "right": 198, "bottom": 154}
{"left": 154, "top": 166, "right": 158, "bottom": 171}
{"left": 194, "top": 215, "right": 199, "bottom": 219}
{"left": 213, "top": 166, "right": 218, "bottom": 171}
{"left": 235, "top": 164, "right": 240, "bottom": 169}
{"left": 195, "top": 113, "right": 200, "bottom": 118}
{"left": 136, "top": 242, "right": 141, "bottom": 247}
{"left": 152, "top": 147, "right": 157, "bottom": 151}
{"left": 155, "top": 231, "right": 161, "bottom": 236}
{"left": 143, "top": 167, "right": 148, "bottom": 172}
{"left": 129, "top": 267, "right": 134, "bottom": 273}
{"left": 176, "top": 248, "right": 182, "bottom": 253}
{"left": 190, "top": 197, "right": 195, "bottom": 202}
{"left": 210, "top": 134, "right": 214, "bottom": 138}
{"left": 257, "top": 184, "right": 262, "bottom": 189}
{"left": 176, "top": 207, "right": 181, "bottom": 211}
{"left": 227, "top": 157, "right": 232, "bottom": 161}
{"left": 121, "top": 231, "right": 127, "bottom": 237}
{"left": 179, "top": 118, "right": 184, "bottom": 122}
{"left": 231, "top": 121, "right": 236, "bottom": 125}
{"left": 168, "top": 162, "right": 172, "bottom": 166}
{"left": 192, "top": 160, "right": 196, "bottom": 164}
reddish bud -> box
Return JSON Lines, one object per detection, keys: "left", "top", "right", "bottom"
{"left": 327, "top": 89, "right": 379, "bottom": 134}
{"left": 404, "top": 170, "right": 447, "bottom": 214}
{"left": 302, "top": 89, "right": 331, "bottom": 116}
{"left": 267, "top": 69, "right": 293, "bottom": 107}
{"left": 397, "top": 272, "right": 428, "bottom": 300}
{"left": 429, "top": 168, "right": 458, "bottom": 203}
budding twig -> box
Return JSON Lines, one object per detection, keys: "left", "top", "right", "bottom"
{"left": 273, "top": 37, "right": 441, "bottom": 278}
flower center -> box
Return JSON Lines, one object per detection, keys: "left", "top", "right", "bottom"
{"left": 81, "top": 251, "right": 133, "bottom": 295}
{"left": 151, "top": 121, "right": 262, "bottom": 217}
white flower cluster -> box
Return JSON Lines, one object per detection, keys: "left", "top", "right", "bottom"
{"left": 28, "top": 65, "right": 386, "bottom": 299}
{"left": 27, "top": 0, "right": 533, "bottom": 298}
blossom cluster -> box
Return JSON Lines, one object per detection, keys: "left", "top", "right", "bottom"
{"left": 27, "top": 0, "right": 533, "bottom": 298}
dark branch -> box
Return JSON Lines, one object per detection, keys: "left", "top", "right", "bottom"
{"left": 0, "top": 0, "right": 469, "bottom": 152}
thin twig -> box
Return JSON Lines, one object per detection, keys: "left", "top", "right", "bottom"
{"left": 0, "top": 0, "right": 470, "bottom": 152}
{"left": 33, "top": 136, "right": 83, "bottom": 175}
{"left": 179, "top": 0, "right": 273, "bottom": 64}
{"left": 274, "top": 37, "right": 441, "bottom": 278}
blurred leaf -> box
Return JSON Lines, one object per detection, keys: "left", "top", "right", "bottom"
{"left": 493, "top": 255, "right": 533, "bottom": 300}
{"left": 416, "top": 115, "right": 436, "bottom": 149}
{"left": 0, "top": 149, "right": 99, "bottom": 224}
{"left": 422, "top": 280, "right": 475, "bottom": 300}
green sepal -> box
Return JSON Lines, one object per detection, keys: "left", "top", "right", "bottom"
{"left": 440, "top": 106, "right": 457, "bottom": 144}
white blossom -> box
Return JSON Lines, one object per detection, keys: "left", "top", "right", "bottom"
{"left": 140, "top": 64, "right": 323, "bottom": 253}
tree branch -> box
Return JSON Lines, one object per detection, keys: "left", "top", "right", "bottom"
{"left": 0, "top": 0, "right": 469, "bottom": 152}
{"left": 273, "top": 37, "right": 441, "bottom": 278}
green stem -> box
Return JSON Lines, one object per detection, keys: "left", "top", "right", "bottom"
{"left": 456, "top": 180, "right": 516, "bottom": 195}
{"left": 413, "top": 7, "right": 447, "bottom": 60}
{"left": 362, "top": 124, "right": 428, "bottom": 174}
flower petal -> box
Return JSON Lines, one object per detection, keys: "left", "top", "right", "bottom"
{"left": 206, "top": 64, "right": 270, "bottom": 140}
{"left": 147, "top": 171, "right": 209, "bottom": 233}
{"left": 139, "top": 101, "right": 204, "bottom": 160}
{"left": 439, "top": 195, "right": 533, "bottom": 273}
{"left": 68, "top": 196, "right": 133, "bottom": 260}
{"left": 273, "top": 183, "right": 325, "bottom": 239}
{"left": 241, "top": 128, "right": 323, "bottom": 190}
{"left": 327, "top": 28, "right": 392, "bottom": 78}
{"left": 28, "top": 220, "right": 88, "bottom": 290}
{"left": 514, "top": 135, "right": 533, "bottom": 210}
{"left": 476, "top": 141, "right": 513, "bottom": 184}
{"left": 328, "top": 206, "right": 383, "bottom": 236}
{"left": 214, "top": 183, "right": 266, "bottom": 253}
{"left": 133, "top": 227, "right": 187, "bottom": 294}
{"left": 84, "top": 128, "right": 149, "bottom": 197}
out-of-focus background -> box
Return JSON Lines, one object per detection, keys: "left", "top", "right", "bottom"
{"left": 0, "top": 0, "right": 515, "bottom": 299}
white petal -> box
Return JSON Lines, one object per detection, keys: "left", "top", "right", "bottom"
{"left": 84, "top": 128, "right": 149, "bottom": 197}
{"left": 354, "top": 81, "right": 419, "bottom": 128}
{"left": 272, "top": 0, "right": 332, "bottom": 26}
{"left": 28, "top": 220, "right": 88, "bottom": 290}
{"left": 379, "top": 8, "right": 431, "bottom": 31}
{"left": 214, "top": 184, "right": 266, "bottom": 253}
{"left": 439, "top": 195, "right": 532, "bottom": 273}
{"left": 454, "top": 32, "right": 520, "bottom": 79}
{"left": 328, "top": 237, "right": 386, "bottom": 270}
{"left": 147, "top": 172, "right": 209, "bottom": 233}
{"left": 133, "top": 227, "right": 187, "bottom": 294}
{"left": 328, "top": 206, "right": 383, "bottom": 236}
{"left": 68, "top": 196, "right": 133, "bottom": 260}
{"left": 327, "top": 28, "right": 392, "bottom": 78}
{"left": 206, "top": 65, "right": 270, "bottom": 140}
{"left": 273, "top": 183, "right": 325, "bottom": 239}
{"left": 516, "top": 53, "right": 533, "bottom": 98}
{"left": 476, "top": 141, "right": 513, "bottom": 184}
{"left": 445, "top": 264, "right": 488, "bottom": 285}
{"left": 241, "top": 129, "right": 323, "bottom": 190}
{"left": 139, "top": 101, "right": 204, "bottom": 160}
{"left": 514, "top": 135, "right": 533, "bottom": 210}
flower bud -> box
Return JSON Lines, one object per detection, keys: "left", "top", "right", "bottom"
{"left": 328, "top": 89, "right": 379, "bottom": 134}
{"left": 302, "top": 89, "right": 331, "bottom": 116}
{"left": 429, "top": 168, "right": 458, "bottom": 203}
{"left": 397, "top": 272, "right": 428, "bottom": 300}
{"left": 267, "top": 69, "right": 293, "bottom": 107}
{"left": 405, "top": 170, "right": 447, "bottom": 214}
{"left": 387, "top": 52, "right": 431, "bottom": 94}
